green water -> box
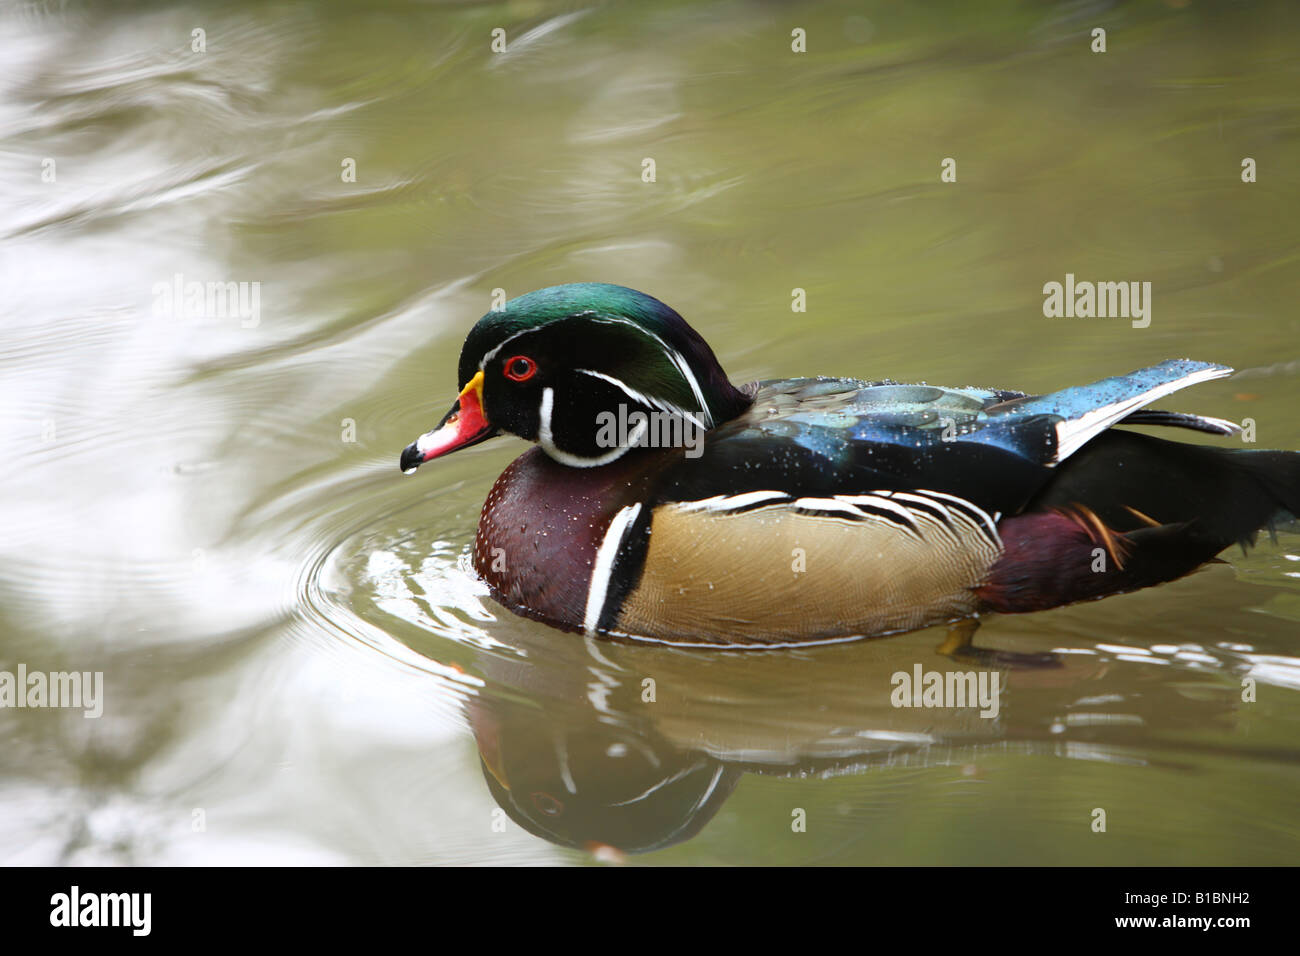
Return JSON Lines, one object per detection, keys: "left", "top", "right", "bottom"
{"left": 2, "top": 0, "right": 1298, "bottom": 864}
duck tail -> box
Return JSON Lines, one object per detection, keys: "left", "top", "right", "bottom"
{"left": 1234, "top": 446, "right": 1300, "bottom": 533}
{"left": 976, "top": 431, "right": 1300, "bottom": 614}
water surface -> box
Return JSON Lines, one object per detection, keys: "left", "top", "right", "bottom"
{"left": 2, "top": 0, "right": 1298, "bottom": 864}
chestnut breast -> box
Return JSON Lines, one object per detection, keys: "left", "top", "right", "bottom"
{"left": 472, "top": 446, "right": 665, "bottom": 630}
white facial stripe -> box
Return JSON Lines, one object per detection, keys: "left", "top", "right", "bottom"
{"left": 585, "top": 502, "right": 643, "bottom": 634}
{"left": 479, "top": 326, "right": 542, "bottom": 369}
{"left": 538, "top": 386, "right": 638, "bottom": 467}
{"left": 666, "top": 350, "right": 713, "bottom": 427}
{"left": 587, "top": 315, "right": 714, "bottom": 428}
{"left": 575, "top": 368, "right": 707, "bottom": 430}
{"left": 538, "top": 385, "right": 553, "bottom": 440}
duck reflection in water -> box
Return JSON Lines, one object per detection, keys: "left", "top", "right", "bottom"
{"left": 445, "top": 628, "right": 1245, "bottom": 856}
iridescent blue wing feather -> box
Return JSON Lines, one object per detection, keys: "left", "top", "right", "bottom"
{"left": 653, "top": 361, "right": 1234, "bottom": 519}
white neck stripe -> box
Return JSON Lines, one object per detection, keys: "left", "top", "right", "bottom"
{"left": 538, "top": 386, "right": 638, "bottom": 467}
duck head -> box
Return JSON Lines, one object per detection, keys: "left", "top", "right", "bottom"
{"left": 400, "top": 283, "right": 751, "bottom": 471}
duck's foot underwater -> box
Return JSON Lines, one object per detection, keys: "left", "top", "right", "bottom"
{"left": 935, "top": 617, "right": 1063, "bottom": 669}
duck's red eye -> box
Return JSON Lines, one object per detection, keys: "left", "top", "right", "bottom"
{"left": 531, "top": 791, "right": 564, "bottom": 816}
{"left": 503, "top": 355, "right": 537, "bottom": 382}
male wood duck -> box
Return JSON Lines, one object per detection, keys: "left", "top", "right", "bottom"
{"left": 399, "top": 283, "right": 1300, "bottom": 647}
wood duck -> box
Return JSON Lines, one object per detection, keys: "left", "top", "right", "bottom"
{"left": 400, "top": 283, "right": 1299, "bottom": 647}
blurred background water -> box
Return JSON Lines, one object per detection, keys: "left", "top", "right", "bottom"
{"left": 1, "top": 0, "right": 1298, "bottom": 864}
